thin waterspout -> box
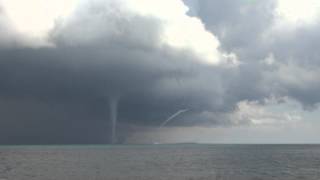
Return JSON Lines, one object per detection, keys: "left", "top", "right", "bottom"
{"left": 109, "top": 96, "right": 119, "bottom": 144}
{"left": 159, "top": 109, "right": 189, "bottom": 128}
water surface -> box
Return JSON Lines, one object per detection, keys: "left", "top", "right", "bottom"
{"left": 0, "top": 144, "right": 319, "bottom": 180}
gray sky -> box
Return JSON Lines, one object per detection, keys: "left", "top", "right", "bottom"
{"left": 0, "top": 0, "right": 320, "bottom": 144}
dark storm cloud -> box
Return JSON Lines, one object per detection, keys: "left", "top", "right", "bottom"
{"left": 0, "top": 0, "right": 238, "bottom": 143}
{"left": 2, "top": 0, "right": 320, "bottom": 144}
{"left": 182, "top": 0, "right": 278, "bottom": 107}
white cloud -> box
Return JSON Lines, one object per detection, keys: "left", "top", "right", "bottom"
{"left": 275, "top": 0, "right": 320, "bottom": 25}
{"left": 85, "top": 0, "right": 233, "bottom": 64}
{"left": 1, "top": 0, "right": 236, "bottom": 65}
{"left": 231, "top": 99, "right": 301, "bottom": 126}
{"left": 1, "top": 0, "right": 76, "bottom": 44}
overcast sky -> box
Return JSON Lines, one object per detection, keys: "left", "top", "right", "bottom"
{"left": 0, "top": 0, "right": 320, "bottom": 144}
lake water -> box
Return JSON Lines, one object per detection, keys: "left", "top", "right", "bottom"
{"left": 0, "top": 144, "right": 320, "bottom": 180}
